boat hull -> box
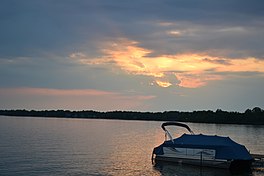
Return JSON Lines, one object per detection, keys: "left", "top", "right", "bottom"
{"left": 153, "top": 146, "right": 252, "bottom": 170}
{"left": 155, "top": 155, "right": 231, "bottom": 169}
{"left": 154, "top": 155, "right": 252, "bottom": 170}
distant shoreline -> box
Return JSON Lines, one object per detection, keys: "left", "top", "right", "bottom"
{"left": 1, "top": 107, "right": 264, "bottom": 125}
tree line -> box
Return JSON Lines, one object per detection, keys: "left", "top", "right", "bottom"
{"left": 0, "top": 107, "right": 263, "bottom": 125}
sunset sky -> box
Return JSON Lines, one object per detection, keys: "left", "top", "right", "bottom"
{"left": 1, "top": 0, "right": 264, "bottom": 112}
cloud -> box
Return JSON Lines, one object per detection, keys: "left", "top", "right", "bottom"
{"left": 1, "top": 0, "right": 264, "bottom": 60}
{"left": 1, "top": 0, "right": 264, "bottom": 111}
{"left": 0, "top": 87, "right": 117, "bottom": 96}
{"left": 71, "top": 38, "right": 264, "bottom": 88}
{"left": 155, "top": 81, "right": 172, "bottom": 88}
{"left": 202, "top": 58, "right": 231, "bottom": 65}
{"left": 167, "top": 30, "right": 182, "bottom": 37}
{"left": 0, "top": 87, "right": 156, "bottom": 110}
{"left": 175, "top": 72, "right": 222, "bottom": 88}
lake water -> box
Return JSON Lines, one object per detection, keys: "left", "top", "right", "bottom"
{"left": 0, "top": 116, "right": 264, "bottom": 176}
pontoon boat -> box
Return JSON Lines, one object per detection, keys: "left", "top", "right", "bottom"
{"left": 152, "top": 122, "right": 253, "bottom": 170}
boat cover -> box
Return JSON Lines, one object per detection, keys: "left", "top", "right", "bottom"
{"left": 153, "top": 134, "right": 253, "bottom": 160}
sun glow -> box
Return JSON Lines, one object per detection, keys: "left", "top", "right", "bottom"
{"left": 155, "top": 80, "right": 172, "bottom": 88}
{"left": 70, "top": 38, "right": 264, "bottom": 88}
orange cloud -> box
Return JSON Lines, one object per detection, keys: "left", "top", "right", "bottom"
{"left": 155, "top": 80, "right": 172, "bottom": 88}
{"left": 70, "top": 38, "right": 264, "bottom": 88}
{"left": 175, "top": 72, "right": 222, "bottom": 88}
{"left": 167, "top": 30, "right": 182, "bottom": 37}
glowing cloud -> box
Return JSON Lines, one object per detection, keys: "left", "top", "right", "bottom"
{"left": 175, "top": 72, "right": 222, "bottom": 88}
{"left": 70, "top": 38, "right": 264, "bottom": 88}
{"left": 167, "top": 30, "right": 182, "bottom": 37}
{"left": 155, "top": 80, "right": 172, "bottom": 88}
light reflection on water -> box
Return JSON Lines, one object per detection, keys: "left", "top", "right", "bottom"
{"left": 0, "top": 116, "right": 264, "bottom": 176}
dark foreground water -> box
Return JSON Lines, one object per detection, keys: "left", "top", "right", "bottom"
{"left": 0, "top": 116, "right": 264, "bottom": 176}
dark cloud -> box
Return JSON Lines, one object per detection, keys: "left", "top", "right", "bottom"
{"left": 202, "top": 58, "right": 231, "bottom": 65}
{"left": 0, "top": 0, "right": 118, "bottom": 58}
{"left": 1, "top": 0, "right": 264, "bottom": 60}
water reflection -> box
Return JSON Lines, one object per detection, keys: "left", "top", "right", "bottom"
{"left": 0, "top": 117, "right": 263, "bottom": 176}
{"left": 153, "top": 161, "right": 253, "bottom": 176}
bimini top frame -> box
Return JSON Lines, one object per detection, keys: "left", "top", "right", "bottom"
{"left": 161, "top": 122, "right": 194, "bottom": 142}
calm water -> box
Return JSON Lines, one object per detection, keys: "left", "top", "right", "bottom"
{"left": 0, "top": 116, "right": 264, "bottom": 176}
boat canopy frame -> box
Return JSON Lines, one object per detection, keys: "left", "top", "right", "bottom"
{"left": 161, "top": 122, "right": 194, "bottom": 142}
